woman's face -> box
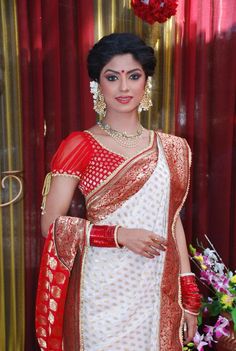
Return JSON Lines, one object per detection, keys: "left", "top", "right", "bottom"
{"left": 99, "top": 53, "right": 146, "bottom": 114}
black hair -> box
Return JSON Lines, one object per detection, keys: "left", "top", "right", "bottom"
{"left": 87, "top": 32, "right": 156, "bottom": 82}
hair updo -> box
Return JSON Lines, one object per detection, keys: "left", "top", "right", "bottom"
{"left": 87, "top": 32, "right": 156, "bottom": 82}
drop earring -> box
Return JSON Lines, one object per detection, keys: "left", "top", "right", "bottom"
{"left": 90, "top": 81, "right": 106, "bottom": 117}
{"left": 138, "top": 76, "right": 153, "bottom": 113}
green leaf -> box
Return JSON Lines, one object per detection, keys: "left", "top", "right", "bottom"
{"left": 206, "top": 300, "right": 222, "bottom": 316}
{"left": 197, "top": 313, "right": 203, "bottom": 326}
{"left": 231, "top": 307, "right": 236, "bottom": 331}
{"left": 189, "top": 244, "right": 196, "bottom": 255}
{"left": 187, "top": 342, "right": 195, "bottom": 347}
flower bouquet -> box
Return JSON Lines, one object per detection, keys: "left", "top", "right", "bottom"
{"left": 184, "top": 235, "right": 236, "bottom": 350}
{"left": 131, "top": 0, "right": 178, "bottom": 24}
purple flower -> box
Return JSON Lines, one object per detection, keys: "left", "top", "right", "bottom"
{"left": 193, "top": 331, "right": 208, "bottom": 351}
{"left": 214, "top": 316, "right": 230, "bottom": 338}
{"left": 203, "top": 325, "right": 215, "bottom": 347}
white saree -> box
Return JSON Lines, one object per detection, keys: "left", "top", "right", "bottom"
{"left": 83, "top": 138, "right": 170, "bottom": 351}
{"left": 36, "top": 131, "right": 190, "bottom": 351}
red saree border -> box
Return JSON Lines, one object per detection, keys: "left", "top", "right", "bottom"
{"left": 85, "top": 130, "right": 155, "bottom": 203}
{"left": 86, "top": 135, "right": 158, "bottom": 223}
{"left": 35, "top": 216, "right": 88, "bottom": 351}
{"left": 158, "top": 133, "right": 191, "bottom": 350}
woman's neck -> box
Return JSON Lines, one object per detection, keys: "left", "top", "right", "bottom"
{"left": 103, "top": 110, "right": 140, "bottom": 133}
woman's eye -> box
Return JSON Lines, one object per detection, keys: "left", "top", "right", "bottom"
{"left": 106, "top": 75, "right": 118, "bottom": 81}
{"left": 130, "top": 73, "right": 141, "bottom": 80}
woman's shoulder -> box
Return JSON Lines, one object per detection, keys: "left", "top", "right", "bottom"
{"left": 155, "top": 130, "right": 190, "bottom": 148}
{"left": 62, "top": 130, "right": 91, "bottom": 146}
{"left": 155, "top": 130, "right": 191, "bottom": 165}
{"left": 50, "top": 130, "right": 94, "bottom": 174}
{"left": 155, "top": 130, "right": 184, "bottom": 142}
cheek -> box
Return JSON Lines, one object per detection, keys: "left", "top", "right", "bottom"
{"left": 100, "top": 82, "right": 115, "bottom": 98}
{"left": 133, "top": 84, "right": 145, "bottom": 99}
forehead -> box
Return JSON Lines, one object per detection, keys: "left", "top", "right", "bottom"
{"left": 101, "top": 53, "right": 143, "bottom": 72}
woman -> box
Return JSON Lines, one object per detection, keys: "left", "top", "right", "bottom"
{"left": 36, "top": 33, "right": 201, "bottom": 351}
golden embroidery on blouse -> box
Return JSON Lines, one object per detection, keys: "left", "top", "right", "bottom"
{"left": 85, "top": 130, "right": 155, "bottom": 203}
{"left": 86, "top": 149, "right": 158, "bottom": 223}
{"left": 41, "top": 171, "right": 80, "bottom": 215}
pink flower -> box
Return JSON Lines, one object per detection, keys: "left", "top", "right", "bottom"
{"left": 214, "top": 316, "right": 230, "bottom": 339}
{"left": 203, "top": 325, "right": 215, "bottom": 347}
{"left": 193, "top": 331, "right": 208, "bottom": 351}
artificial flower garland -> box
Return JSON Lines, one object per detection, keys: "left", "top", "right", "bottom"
{"left": 131, "top": 0, "right": 178, "bottom": 24}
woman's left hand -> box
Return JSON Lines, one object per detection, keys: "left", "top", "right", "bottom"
{"left": 183, "top": 311, "right": 198, "bottom": 345}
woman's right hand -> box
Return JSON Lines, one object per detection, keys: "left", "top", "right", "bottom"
{"left": 117, "top": 227, "right": 167, "bottom": 258}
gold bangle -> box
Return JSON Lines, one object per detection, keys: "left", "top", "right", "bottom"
{"left": 183, "top": 309, "right": 199, "bottom": 316}
{"left": 86, "top": 223, "right": 93, "bottom": 247}
{"left": 179, "top": 272, "right": 195, "bottom": 277}
{"left": 114, "top": 225, "right": 122, "bottom": 248}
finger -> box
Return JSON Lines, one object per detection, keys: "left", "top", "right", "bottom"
{"left": 184, "top": 323, "right": 197, "bottom": 344}
{"left": 150, "top": 240, "right": 166, "bottom": 251}
{"left": 183, "top": 322, "right": 188, "bottom": 343}
{"left": 151, "top": 235, "right": 167, "bottom": 246}
{"left": 146, "top": 246, "right": 160, "bottom": 256}
{"left": 142, "top": 251, "right": 155, "bottom": 259}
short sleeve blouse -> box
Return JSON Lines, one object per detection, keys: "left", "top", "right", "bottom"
{"left": 51, "top": 131, "right": 93, "bottom": 180}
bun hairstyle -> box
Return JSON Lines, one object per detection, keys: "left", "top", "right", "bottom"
{"left": 87, "top": 32, "right": 156, "bottom": 82}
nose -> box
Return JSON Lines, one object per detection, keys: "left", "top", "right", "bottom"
{"left": 119, "top": 76, "right": 129, "bottom": 92}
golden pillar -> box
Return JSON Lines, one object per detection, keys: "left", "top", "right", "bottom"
{"left": 0, "top": 1, "right": 24, "bottom": 350}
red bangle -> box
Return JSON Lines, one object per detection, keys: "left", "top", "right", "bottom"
{"left": 180, "top": 274, "right": 201, "bottom": 315}
{"left": 90, "top": 225, "right": 122, "bottom": 248}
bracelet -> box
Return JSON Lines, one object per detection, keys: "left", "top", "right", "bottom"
{"left": 86, "top": 223, "right": 93, "bottom": 247}
{"left": 183, "top": 309, "right": 199, "bottom": 316}
{"left": 179, "top": 272, "right": 195, "bottom": 277}
{"left": 180, "top": 274, "right": 201, "bottom": 315}
{"left": 114, "top": 226, "right": 123, "bottom": 248}
{"left": 90, "top": 224, "right": 117, "bottom": 247}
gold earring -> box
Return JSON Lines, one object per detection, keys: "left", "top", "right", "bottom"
{"left": 138, "top": 76, "right": 153, "bottom": 113}
{"left": 90, "top": 81, "right": 106, "bottom": 117}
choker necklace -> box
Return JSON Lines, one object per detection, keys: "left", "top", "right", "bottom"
{"left": 97, "top": 121, "right": 144, "bottom": 148}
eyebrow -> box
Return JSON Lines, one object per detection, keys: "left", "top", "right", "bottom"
{"left": 103, "top": 68, "right": 142, "bottom": 74}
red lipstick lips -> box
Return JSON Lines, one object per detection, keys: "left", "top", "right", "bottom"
{"left": 115, "top": 96, "right": 133, "bottom": 104}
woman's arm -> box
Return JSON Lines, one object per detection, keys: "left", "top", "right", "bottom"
{"left": 175, "top": 215, "right": 199, "bottom": 344}
{"left": 175, "top": 215, "right": 191, "bottom": 273}
{"left": 41, "top": 175, "right": 79, "bottom": 237}
{"left": 41, "top": 175, "right": 168, "bottom": 258}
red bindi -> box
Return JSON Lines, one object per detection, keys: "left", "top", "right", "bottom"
{"left": 121, "top": 70, "right": 125, "bottom": 73}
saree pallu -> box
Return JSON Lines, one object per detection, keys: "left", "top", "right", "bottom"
{"left": 36, "top": 132, "right": 190, "bottom": 351}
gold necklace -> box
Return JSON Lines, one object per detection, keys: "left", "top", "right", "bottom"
{"left": 97, "top": 121, "right": 144, "bottom": 148}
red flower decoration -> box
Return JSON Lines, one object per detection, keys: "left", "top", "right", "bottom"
{"left": 131, "top": 0, "right": 178, "bottom": 24}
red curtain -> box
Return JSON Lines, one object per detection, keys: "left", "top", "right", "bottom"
{"left": 175, "top": 0, "right": 236, "bottom": 268}
{"left": 16, "top": 1, "right": 95, "bottom": 349}
{"left": 16, "top": 0, "right": 236, "bottom": 349}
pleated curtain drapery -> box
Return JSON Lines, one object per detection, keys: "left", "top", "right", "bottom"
{"left": 7, "top": 0, "right": 236, "bottom": 350}
{"left": 16, "top": 1, "right": 95, "bottom": 349}
{"left": 175, "top": 0, "right": 236, "bottom": 268}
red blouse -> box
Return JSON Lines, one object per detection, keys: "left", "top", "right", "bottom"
{"left": 51, "top": 131, "right": 125, "bottom": 196}
{"left": 50, "top": 131, "right": 126, "bottom": 248}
